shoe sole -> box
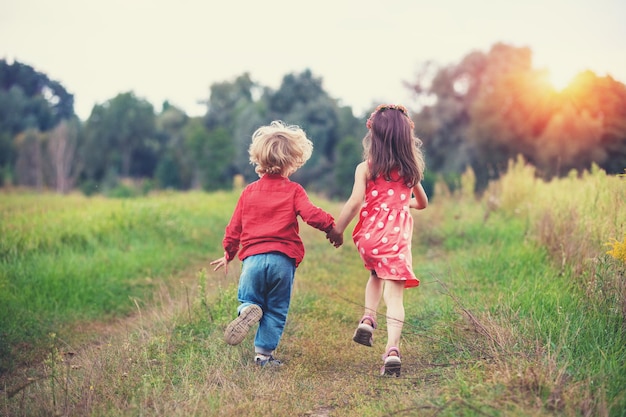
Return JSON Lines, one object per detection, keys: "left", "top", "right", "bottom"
{"left": 224, "top": 305, "right": 263, "bottom": 345}
{"left": 382, "top": 357, "right": 401, "bottom": 377}
{"left": 352, "top": 323, "right": 374, "bottom": 347}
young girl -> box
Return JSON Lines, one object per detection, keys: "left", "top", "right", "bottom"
{"left": 211, "top": 120, "right": 339, "bottom": 367}
{"left": 329, "top": 104, "right": 428, "bottom": 376}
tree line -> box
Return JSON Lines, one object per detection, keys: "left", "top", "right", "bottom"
{"left": 1, "top": 43, "right": 625, "bottom": 198}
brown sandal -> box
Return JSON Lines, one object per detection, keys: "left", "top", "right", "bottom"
{"left": 352, "top": 315, "right": 377, "bottom": 347}
{"left": 381, "top": 347, "right": 401, "bottom": 377}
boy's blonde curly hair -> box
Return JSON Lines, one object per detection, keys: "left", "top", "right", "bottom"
{"left": 249, "top": 121, "right": 313, "bottom": 177}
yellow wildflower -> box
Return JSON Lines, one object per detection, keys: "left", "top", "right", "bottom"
{"left": 606, "top": 234, "right": 626, "bottom": 263}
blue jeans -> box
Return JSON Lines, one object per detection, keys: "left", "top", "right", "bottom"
{"left": 237, "top": 252, "right": 296, "bottom": 355}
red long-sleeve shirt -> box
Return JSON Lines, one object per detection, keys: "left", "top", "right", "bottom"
{"left": 222, "top": 174, "right": 335, "bottom": 267}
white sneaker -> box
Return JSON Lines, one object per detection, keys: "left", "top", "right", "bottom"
{"left": 224, "top": 304, "right": 262, "bottom": 345}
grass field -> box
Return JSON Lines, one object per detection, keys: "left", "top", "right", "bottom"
{"left": 1, "top": 161, "right": 625, "bottom": 416}
{"left": 0, "top": 191, "right": 233, "bottom": 371}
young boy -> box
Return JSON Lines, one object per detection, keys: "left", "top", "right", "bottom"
{"left": 211, "top": 120, "right": 341, "bottom": 366}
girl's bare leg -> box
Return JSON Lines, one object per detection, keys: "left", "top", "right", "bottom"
{"left": 363, "top": 272, "right": 383, "bottom": 324}
{"left": 383, "top": 280, "right": 405, "bottom": 351}
{"left": 353, "top": 272, "right": 384, "bottom": 347}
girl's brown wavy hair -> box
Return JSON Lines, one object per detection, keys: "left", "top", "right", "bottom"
{"left": 363, "top": 107, "right": 425, "bottom": 187}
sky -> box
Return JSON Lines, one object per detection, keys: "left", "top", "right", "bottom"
{"left": 1, "top": 0, "right": 625, "bottom": 120}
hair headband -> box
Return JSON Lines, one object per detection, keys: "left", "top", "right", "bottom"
{"left": 366, "top": 104, "right": 415, "bottom": 129}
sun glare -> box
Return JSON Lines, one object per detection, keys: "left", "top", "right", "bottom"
{"left": 547, "top": 68, "right": 575, "bottom": 91}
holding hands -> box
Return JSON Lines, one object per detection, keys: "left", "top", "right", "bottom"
{"left": 326, "top": 227, "right": 344, "bottom": 248}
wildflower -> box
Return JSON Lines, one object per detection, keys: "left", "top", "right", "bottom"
{"left": 606, "top": 234, "right": 626, "bottom": 263}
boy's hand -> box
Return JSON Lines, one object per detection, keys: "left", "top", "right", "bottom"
{"left": 326, "top": 228, "right": 343, "bottom": 248}
{"left": 210, "top": 254, "right": 230, "bottom": 273}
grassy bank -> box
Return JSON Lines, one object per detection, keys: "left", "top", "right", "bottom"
{"left": 1, "top": 162, "right": 625, "bottom": 416}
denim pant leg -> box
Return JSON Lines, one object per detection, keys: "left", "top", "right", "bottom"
{"left": 236, "top": 256, "right": 265, "bottom": 315}
{"left": 237, "top": 253, "right": 295, "bottom": 355}
{"left": 256, "top": 253, "right": 295, "bottom": 354}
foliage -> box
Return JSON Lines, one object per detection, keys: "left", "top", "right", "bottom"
{"left": 266, "top": 70, "right": 342, "bottom": 189}
{"left": 204, "top": 72, "right": 256, "bottom": 132}
{"left": 180, "top": 118, "right": 237, "bottom": 191}
{"left": 331, "top": 135, "right": 363, "bottom": 198}
{"left": 11, "top": 120, "right": 82, "bottom": 191}
{"left": 410, "top": 43, "right": 626, "bottom": 190}
{"left": 82, "top": 92, "right": 157, "bottom": 180}
{"left": 0, "top": 59, "right": 75, "bottom": 185}
{"left": 154, "top": 151, "right": 183, "bottom": 189}
{"left": 13, "top": 128, "right": 46, "bottom": 188}
{"left": 154, "top": 105, "right": 190, "bottom": 189}
{"left": 0, "top": 59, "right": 74, "bottom": 133}
{"left": 2, "top": 45, "right": 626, "bottom": 200}
{"left": 203, "top": 73, "right": 263, "bottom": 181}
{"left": 201, "top": 127, "right": 235, "bottom": 191}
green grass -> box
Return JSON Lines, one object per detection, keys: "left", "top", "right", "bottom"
{"left": 0, "top": 191, "right": 234, "bottom": 372}
{"left": 408, "top": 164, "right": 626, "bottom": 416}
{"left": 1, "top": 166, "right": 625, "bottom": 416}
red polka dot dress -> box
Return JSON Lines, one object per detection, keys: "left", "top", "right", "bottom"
{"left": 352, "top": 169, "right": 419, "bottom": 288}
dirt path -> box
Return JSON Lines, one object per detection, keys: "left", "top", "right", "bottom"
{"left": 74, "top": 259, "right": 237, "bottom": 341}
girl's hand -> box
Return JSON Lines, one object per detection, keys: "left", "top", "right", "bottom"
{"left": 210, "top": 254, "right": 230, "bottom": 273}
{"left": 409, "top": 183, "right": 428, "bottom": 210}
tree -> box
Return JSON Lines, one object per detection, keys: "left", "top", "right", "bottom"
{"left": 47, "top": 119, "right": 81, "bottom": 193}
{"left": 266, "top": 70, "right": 331, "bottom": 115}
{"left": 408, "top": 43, "right": 626, "bottom": 191}
{"left": 264, "top": 69, "right": 342, "bottom": 188}
{"left": 556, "top": 72, "right": 626, "bottom": 175}
{"left": 203, "top": 73, "right": 263, "bottom": 183}
{"left": 0, "top": 59, "right": 74, "bottom": 131}
{"left": 182, "top": 118, "right": 210, "bottom": 188}
{"left": 180, "top": 119, "right": 235, "bottom": 190}
{"left": 332, "top": 135, "right": 363, "bottom": 198}
{"left": 14, "top": 128, "right": 46, "bottom": 189}
{"left": 202, "top": 127, "right": 236, "bottom": 191}
{"left": 453, "top": 44, "right": 541, "bottom": 187}
{"left": 196, "top": 70, "right": 364, "bottom": 193}
{"left": 230, "top": 102, "right": 266, "bottom": 181}
{"left": 154, "top": 103, "right": 190, "bottom": 189}
{"left": 409, "top": 57, "right": 477, "bottom": 180}
{"left": 83, "top": 92, "right": 156, "bottom": 181}
{"left": 0, "top": 59, "right": 75, "bottom": 185}
{"left": 204, "top": 73, "right": 256, "bottom": 131}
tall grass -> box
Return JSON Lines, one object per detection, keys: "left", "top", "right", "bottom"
{"left": 440, "top": 159, "right": 626, "bottom": 415}
{"left": 490, "top": 157, "right": 626, "bottom": 328}
{"left": 489, "top": 157, "right": 625, "bottom": 275}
